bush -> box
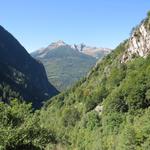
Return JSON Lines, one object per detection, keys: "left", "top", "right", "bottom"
{"left": 147, "top": 11, "right": 150, "bottom": 18}
{"left": 62, "top": 107, "right": 80, "bottom": 127}
{"left": 82, "top": 111, "right": 101, "bottom": 130}
{"left": 0, "top": 99, "right": 56, "bottom": 150}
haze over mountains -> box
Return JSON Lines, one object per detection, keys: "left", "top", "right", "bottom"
{"left": 31, "top": 41, "right": 111, "bottom": 91}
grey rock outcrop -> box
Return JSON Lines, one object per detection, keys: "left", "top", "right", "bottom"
{"left": 121, "top": 18, "right": 150, "bottom": 63}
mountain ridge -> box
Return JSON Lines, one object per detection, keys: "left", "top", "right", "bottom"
{"left": 73, "top": 43, "right": 111, "bottom": 59}
{"left": 31, "top": 41, "right": 111, "bottom": 91}
{"left": 0, "top": 25, "right": 59, "bottom": 108}
{"left": 33, "top": 40, "right": 111, "bottom": 59}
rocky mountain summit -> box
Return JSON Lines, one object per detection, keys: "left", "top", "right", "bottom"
{"left": 34, "top": 40, "right": 67, "bottom": 59}
{"left": 33, "top": 41, "right": 111, "bottom": 59}
{"left": 73, "top": 43, "right": 111, "bottom": 59}
{"left": 32, "top": 41, "right": 111, "bottom": 91}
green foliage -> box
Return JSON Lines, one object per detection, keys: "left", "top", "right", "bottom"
{"left": 118, "top": 125, "right": 136, "bottom": 150}
{"left": 104, "top": 88, "right": 128, "bottom": 113}
{"left": 1, "top": 39, "right": 150, "bottom": 150}
{"left": 0, "top": 99, "right": 56, "bottom": 150}
{"left": 81, "top": 111, "right": 101, "bottom": 130}
{"left": 102, "top": 112, "right": 124, "bottom": 134}
{"left": 2, "top": 13, "right": 150, "bottom": 150}
{"left": 147, "top": 10, "right": 150, "bottom": 18}
{"left": 0, "top": 83, "right": 22, "bottom": 103}
{"left": 85, "top": 97, "right": 98, "bottom": 112}
{"left": 62, "top": 107, "right": 80, "bottom": 127}
{"left": 0, "top": 25, "right": 59, "bottom": 108}
{"left": 40, "top": 37, "right": 150, "bottom": 149}
{"left": 32, "top": 45, "right": 97, "bottom": 91}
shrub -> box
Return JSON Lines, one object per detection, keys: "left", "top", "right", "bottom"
{"left": 62, "top": 107, "right": 80, "bottom": 127}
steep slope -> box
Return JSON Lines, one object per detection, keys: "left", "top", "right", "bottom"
{"left": 31, "top": 41, "right": 97, "bottom": 91}
{"left": 39, "top": 11, "right": 150, "bottom": 149}
{"left": 0, "top": 25, "right": 58, "bottom": 108}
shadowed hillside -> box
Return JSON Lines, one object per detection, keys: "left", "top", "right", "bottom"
{"left": 0, "top": 25, "right": 59, "bottom": 108}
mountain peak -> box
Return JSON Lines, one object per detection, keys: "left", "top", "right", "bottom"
{"left": 32, "top": 41, "right": 111, "bottom": 60}
{"left": 46, "top": 40, "right": 67, "bottom": 50}
{"left": 50, "top": 40, "right": 66, "bottom": 47}
{"left": 55, "top": 40, "right": 66, "bottom": 45}
{"left": 72, "top": 43, "right": 111, "bottom": 59}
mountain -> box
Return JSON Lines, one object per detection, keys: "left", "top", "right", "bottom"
{"left": 39, "top": 11, "right": 150, "bottom": 149}
{"left": 31, "top": 41, "right": 110, "bottom": 91}
{"left": 0, "top": 25, "right": 58, "bottom": 108}
{"left": 73, "top": 43, "right": 111, "bottom": 59}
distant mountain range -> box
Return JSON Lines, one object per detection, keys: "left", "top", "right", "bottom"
{"left": 0, "top": 25, "right": 58, "bottom": 108}
{"left": 73, "top": 43, "right": 111, "bottom": 59}
{"left": 31, "top": 41, "right": 111, "bottom": 91}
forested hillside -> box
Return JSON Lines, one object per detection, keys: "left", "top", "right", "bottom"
{"left": 31, "top": 41, "right": 98, "bottom": 91}
{"left": 1, "top": 11, "right": 150, "bottom": 150}
{"left": 38, "top": 11, "right": 150, "bottom": 150}
{"left": 0, "top": 26, "right": 58, "bottom": 108}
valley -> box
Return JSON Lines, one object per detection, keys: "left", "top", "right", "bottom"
{"left": 0, "top": 3, "right": 150, "bottom": 150}
{"left": 31, "top": 41, "right": 110, "bottom": 91}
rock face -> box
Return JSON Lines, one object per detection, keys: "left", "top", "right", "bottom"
{"left": 121, "top": 17, "right": 150, "bottom": 63}
{"left": 33, "top": 41, "right": 111, "bottom": 60}
{"left": 0, "top": 25, "right": 59, "bottom": 108}
{"left": 73, "top": 43, "right": 111, "bottom": 59}
{"left": 95, "top": 105, "right": 103, "bottom": 115}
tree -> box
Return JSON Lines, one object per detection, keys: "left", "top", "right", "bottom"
{"left": 118, "top": 126, "right": 136, "bottom": 150}
{"left": 62, "top": 107, "right": 80, "bottom": 127}
{"left": 147, "top": 11, "right": 150, "bottom": 18}
{"left": 0, "top": 99, "right": 56, "bottom": 150}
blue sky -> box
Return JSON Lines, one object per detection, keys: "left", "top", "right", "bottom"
{"left": 0, "top": 0, "right": 150, "bottom": 52}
